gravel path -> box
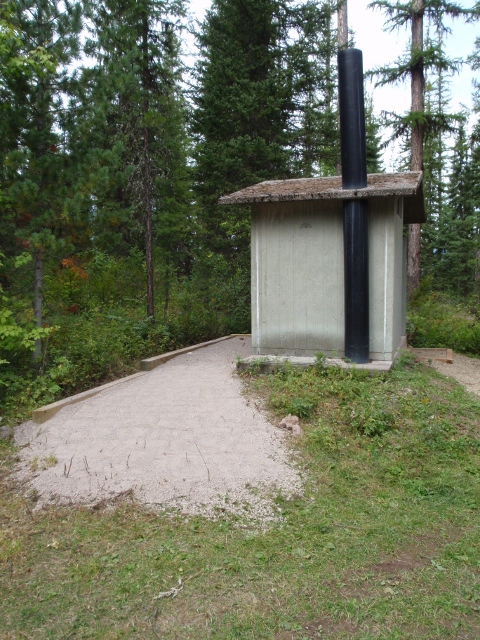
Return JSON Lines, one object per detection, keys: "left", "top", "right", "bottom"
{"left": 15, "top": 337, "right": 301, "bottom": 523}
{"left": 424, "top": 351, "right": 480, "bottom": 397}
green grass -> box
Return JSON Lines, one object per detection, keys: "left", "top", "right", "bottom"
{"left": 1, "top": 354, "right": 480, "bottom": 638}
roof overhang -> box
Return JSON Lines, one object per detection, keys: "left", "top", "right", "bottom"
{"left": 219, "top": 172, "right": 425, "bottom": 224}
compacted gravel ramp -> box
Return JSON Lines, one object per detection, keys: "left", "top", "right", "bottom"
{"left": 16, "top": 337, "right": 301, "bottom": 523}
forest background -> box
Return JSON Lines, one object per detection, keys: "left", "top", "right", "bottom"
{"left": 1, "top": 0, "right": 480, "bottom": 425}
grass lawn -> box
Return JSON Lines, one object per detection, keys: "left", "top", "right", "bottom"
{"left": 1, "top": 353, "right": 480, "bottom": 639}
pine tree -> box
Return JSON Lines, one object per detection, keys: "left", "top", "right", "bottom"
{"left": 437, "top": 122, "right": 477, "bottom": 294}
{"left": 287, "top": 0, "right": 340, "bottom": 177}
{"left": 467, "top": 36, "right": 480, "bottom": 292}
{"left": 1, "top": 0, "right": 82, "bottom": 359}
{"left": 193, "top": 0, "right": 343, "bottom": 262}
{"left": 365, "top": 95, "right": 384, "bottom": 173}
{"left": 369, "top": 0, "right": 479, "bottom": 294}
{"left": 468, "top": 134, "right": 480, "bottom": 293}
{"left": 420, "top": 22, "right": 463, "bottom": 282}
{"left": 80, "top": 0, "right": 189, "bottom": 321}
{"left": 192, "top": 0, "right": 295, "bottom": 261}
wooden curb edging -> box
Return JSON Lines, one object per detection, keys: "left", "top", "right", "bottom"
{"left": 32, "top": 371, "right": 148, "bottom": 425}
{"left": 32, "top": 334, "right": 250, "bottom": 425}
{"left": 410, "top": 347, "right": 454, "bottom": 364}
{"left": 139, "top": 334, "right": 249, "bottom": 371}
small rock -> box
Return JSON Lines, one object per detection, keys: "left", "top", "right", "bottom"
{"left": 290, "top": 424, "right": 303, "bottom": 437}
{"left": 279, "top": 414, "right": 301, "bottom": 435}
{"left": 0, "top": 426, "right": 13, "bottom": 440}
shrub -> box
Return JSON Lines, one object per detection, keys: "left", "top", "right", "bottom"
{"left": 408, "top": 290, "right": 480, "bottom": 355}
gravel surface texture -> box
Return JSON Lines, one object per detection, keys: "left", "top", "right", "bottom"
{"left": 15, "top": 337, "right": 301, "bottom": 524}
{"left": 425, "top": 351, "right": 480, "bottom": 397}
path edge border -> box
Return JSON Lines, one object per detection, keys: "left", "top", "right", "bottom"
{"left": 32, "top": 334, "right": 250, "bottom": 425}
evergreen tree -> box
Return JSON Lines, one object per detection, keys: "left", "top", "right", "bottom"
{"left": 192, "top": 0, "right": 294, "bottom": 261}
{"left": 420, "top": 23, "right": 462, "bottom": 281}
{"left": 80, "top": 0, "right": 189, "bottom": 320}
{"left": 468, "top": 135, "right": 480, "bottom": 293}
{"left": 1, "top": 0, "right": 82, "bottom": 359}
{"left": 438, "top": 122, "right": 477, "bottom": 294}
{"left": 467, "top": 36, "right": 480, "bottom": 292}
{"left": 365, "top": 95, "right": 384, "bottom": 173}
{"left": 192, "top": 0, "right": 342, "bottom": 262}
{"left": 369, "top": 0, "right": 479, "bottom": 294}
{"left": 287, "top": 0, "right": 340, "bottom": 177}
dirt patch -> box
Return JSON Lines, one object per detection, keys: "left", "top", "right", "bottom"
{"left": 340, "top": 528, "right": 464, "bottom": 600}
{"left": 14, "top": 337, "right": 301, "bottom": 524}
{"left": 305, "top": 617, "right": 359, "bottom": 638}
{"left": 293, "top": 529, "right": 472, "bottom": 638}
{"left": 370, "top": 534, "right": 442, "bottom": 578}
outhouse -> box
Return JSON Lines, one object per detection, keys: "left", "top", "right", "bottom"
{"left": 219, "top": 171, "right": 425, "bottom": 368}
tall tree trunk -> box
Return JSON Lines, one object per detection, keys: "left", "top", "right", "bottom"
{"left": 142, "top": 15, "right": 155, "bottom": 323}
{"left": 33, "top": 250, "right": 43, "bottom": 361}
{"left": 407, "top": 0, "right": 424, "bottom": 295}
{"left": 475, "top": 249, "right": 480, "bottom": 294}
{"left": 336, "top": 0, "right": 348, "bottom": 175}
{"left": 144, "top": 131, "right": 155, "bottom": 322}
{"left": 337, "top": 0, "right": 348, "bottom": 49}
{"left": 163, "top": 261, "right": 170, "bottom": 319}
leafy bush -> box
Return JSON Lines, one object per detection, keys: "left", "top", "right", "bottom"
{"left": 408, "top": 290, "right": 480, "bottom": 355}
{"left": 46, "top": 312, "right": 170, "bottom": 394}
{"left": 1, "top": 248, "right": 251, "bottom": 425}
{"left": 0, "top": 252, "right": 53, "bottom": 365}
{"left": 167, "top": 254, "right": 250, "bottom": 344}
{"left": 1, "top": 371, "right": 61, "bottom": 425}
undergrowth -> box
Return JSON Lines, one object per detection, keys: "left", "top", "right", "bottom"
{"left": 408, "top": 286, "right": 480, "bottom": 356}
{"left": 0, "top": 251, "right": 250, "bottom": 425}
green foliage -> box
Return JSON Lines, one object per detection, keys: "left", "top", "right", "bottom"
{"left": 408, "top": 287, "right": 480, "bottom": 354}
{"left": 0, "top": 2, "right": 55, "bottom": 76}
{"left": 47, "top": 313, "right": 169, "bottom": 391}
{"left": 0, "top": 369, "right": 61, "bottom": 424}
{"left": 192, "top": 0, "right": 342, "bottom": 262}
{"left": 369, "top": 1, "right": 478, "bottom": 32}
{"left": 1, "top": 0, "right": 82, "bottom": 252}
{"left": 424, "top": 121, "right": 478, "bottom": 296}
{"left": 369, "top": 0, "right": 478, "bottom": 148}
{"left": 73, "top": 0, "right": 190, "bottom": 320}
{"left": 314, "top": 351, "right": 327, "bottom": 373}
{"left": 266, "top": 363, "right": 400, "bottom": 437}
{"left": 43, "top": 249, "right": 146, "bottom": 312}
{"left": 192, "top": 0, "right": 293, "bottom": 259}
{"left": 365, "top": 95, "right": 384, "bottom": 173}
{"left": 166, "top": 253, "right": 250, "bottom": 343}
{"left": 0, "top": 249, "right": 250, "bottom": 425}
{"left": 0, "top": 306, "right": 50, "bottom": 356}
{"left": 0, "top": 253, "right": 52, "bottom": 364}
{"left": 288, "top": 0, "right": 340, "bottom": 177}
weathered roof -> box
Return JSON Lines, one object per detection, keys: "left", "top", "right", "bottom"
{"left": 219, "top": 171, "right": 425, "bottom": 224}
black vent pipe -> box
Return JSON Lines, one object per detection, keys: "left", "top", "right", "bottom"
{"left": 338, "top": 48, "right": 369, "bottom": 364}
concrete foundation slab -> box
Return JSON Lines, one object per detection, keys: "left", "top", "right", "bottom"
{"left": 237, "top": 354, "right": 394, "bottom": 373}
{"left": 238, "top": 335, "right": 407, "bottom": 374}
